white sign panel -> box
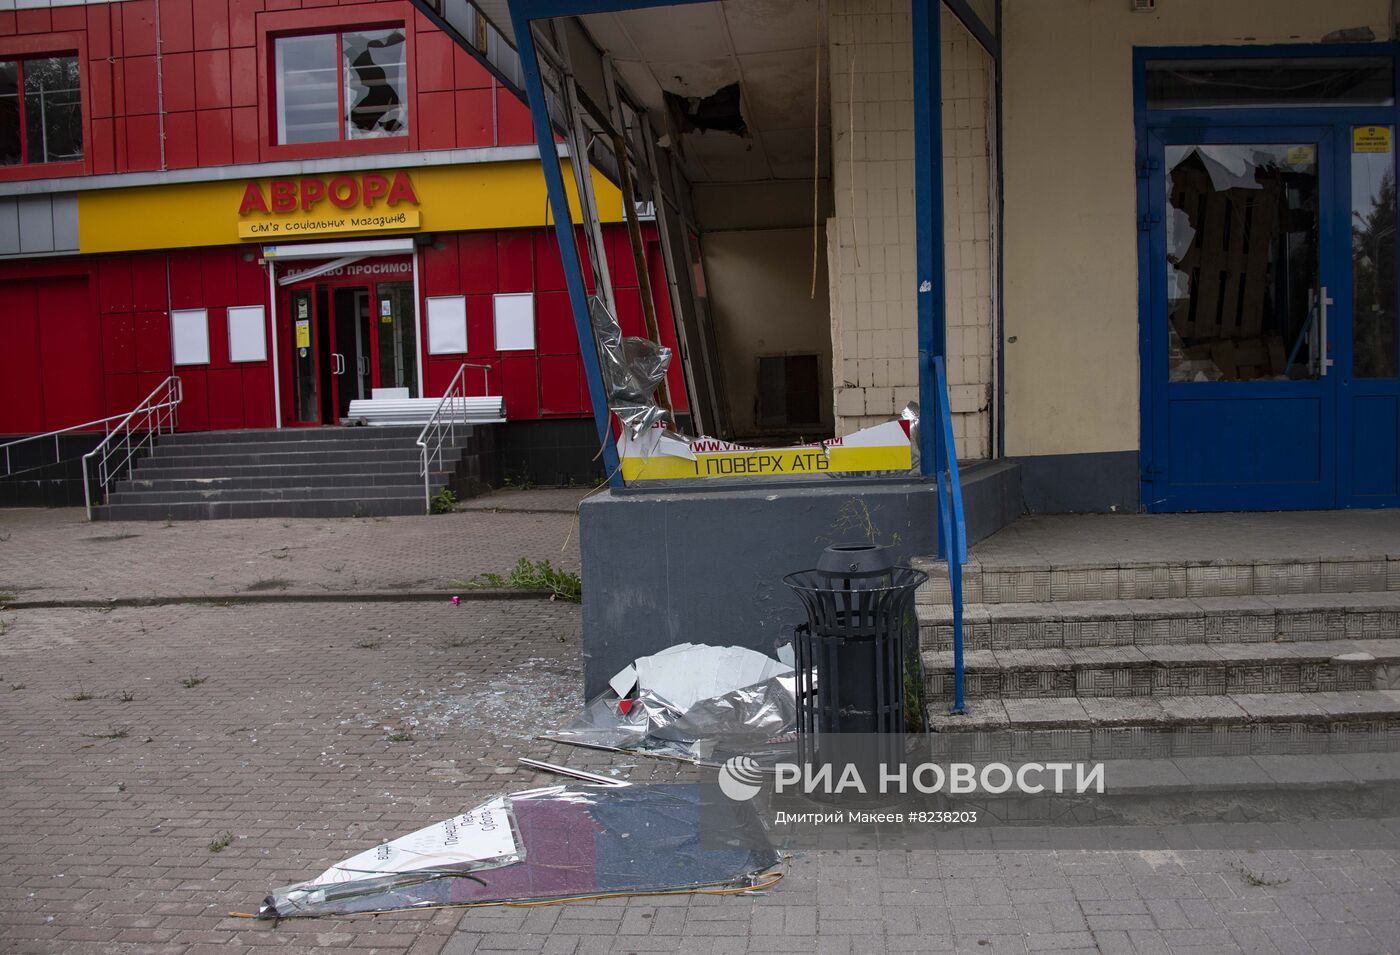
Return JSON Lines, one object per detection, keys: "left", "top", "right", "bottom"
{"left": 227, "top": 305, "right": 267, "bottom": 363}
{"left": 171, "top": 309, "right": 210, "bottom": 366}
{"left": 426, "top": 295, "right": 467, "bottom": 355}
{"left": 493, "top": 292, "right": 536, "bottom": 351}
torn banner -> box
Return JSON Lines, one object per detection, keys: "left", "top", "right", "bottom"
{"left": 618, "top": 418, "right": 914, "bottom": 482}
{"left": 547, "top": 644, "right": 799, "bottom": 766}
{"left": 260, "top": 784, "right": 780, "bottom": 918}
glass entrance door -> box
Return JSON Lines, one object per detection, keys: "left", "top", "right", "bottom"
{"left": 289, "top": 288, "right": 321, "bottom": 425}
{"left": 1342, "top": 126, "right": 1400, "bottom": 504}
{"left": 1148, "top": 128, "right": 1339, "bottom": 510}
{"left": 374, "top": 281, "right": 417, "bottom": 395}
{"left": 1146, "top": 124, "right": 1400, "bottom": 510}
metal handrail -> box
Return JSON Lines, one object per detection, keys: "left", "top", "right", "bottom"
{"left": 416, "top": 363, "right": 493, "bottom": 513}
{"left": 1, "top": 409, "right": 164, "bottom": 480}
{"left": 932, "top": 356, "right": 969, "bottom": 715}
{"left": 81, "top": 376, "right": 183, "bottom": 521}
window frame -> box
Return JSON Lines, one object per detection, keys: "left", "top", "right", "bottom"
{"left": 0, "top": 33, "right": 88, "bottom": 182}
{"left": 259, "top": 5, "right": 418, "bottom": 163}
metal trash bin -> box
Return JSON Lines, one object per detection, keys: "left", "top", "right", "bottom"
{"left": 784, "top": 544, "right": 928, "bottom": 790}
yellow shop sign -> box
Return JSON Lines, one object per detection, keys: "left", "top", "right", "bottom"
{"left": 236, "top": 172, "right": 420, "bottom": 238}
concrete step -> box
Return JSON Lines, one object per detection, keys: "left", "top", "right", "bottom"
{"left": 153, "top": 436, "right": 429, "bottom": 455}
{"left": 922, "top": 638, "right": 1400, "bottom": 700}
{"left": 124, "top": 460, "right": 429, "bottom": 480}
{"left": 161, "top": 427, "right": 424, "bottom": 446}
{"left": 115, "top": 470, "right": 455, "bottom": 493}
{"left": 94, "top": 496, "right": 428, "bottom": 521}
{"left": 924, "top": 690, "right": 1400, "bottom": 761}
{"left": 914, "top": 555, "right": 1400, "bottom": 605}
{"left": 107, "top": 484, "right": 426, "bottom": 504}
{"left": 919, "top": 591, "right": 1400, "bottom": 650}
{"left": 138, "top": 448, "right": 425, "bottom": 468}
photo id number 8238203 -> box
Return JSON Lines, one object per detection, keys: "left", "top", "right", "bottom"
{"left": 908, "top": 811, "right": 978, "bottom": 824}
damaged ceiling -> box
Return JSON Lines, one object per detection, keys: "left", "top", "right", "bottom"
{"left": 579, "top": 0, "right": 830, "bottom": 184}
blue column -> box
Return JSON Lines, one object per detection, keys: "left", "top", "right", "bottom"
{"left": 912, "top": 0, "right": 946, "bottom": 476}
{"left": 509, "top": 10, "right": 624, "bottom": 486}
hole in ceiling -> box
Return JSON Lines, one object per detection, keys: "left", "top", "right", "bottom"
{"left": 664, "top": 83, "right": 748, "bottom": 137}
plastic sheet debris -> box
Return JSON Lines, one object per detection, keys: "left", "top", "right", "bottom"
{"left": 258, "top": 784, "right": 780, "bottom": 918}
{"left": 547, "top": 644, "right": 799, "bottom": 766}
{"left": 589, "top": 297, "right": 671, "bottom": 440}
{"left": 609, "top": 643, "right": 792, "bottom": 712}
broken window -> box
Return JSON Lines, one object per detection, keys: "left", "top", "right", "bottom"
{"left": 274, "top": 29, "right": 407, "bottom": 145}
{"left": 1165, "top": 144, "right": 1320, "bottom": 382}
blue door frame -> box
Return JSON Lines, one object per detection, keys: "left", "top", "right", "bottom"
{"left": 1135, "top": 44, "right": 1400, "bottom": 512}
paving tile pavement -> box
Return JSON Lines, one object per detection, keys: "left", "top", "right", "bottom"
{"left": 0, "top": 598, "right": 647, "bottom": 955}
{"left": 0, "top": 500, "right": 581, "bottom": 602}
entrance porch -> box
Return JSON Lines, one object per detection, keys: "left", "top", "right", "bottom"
{"left": 919, "top": 510, "right": 1400, "bottom": 758}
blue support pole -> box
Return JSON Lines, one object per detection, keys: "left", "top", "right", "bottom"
{"left": 509, "top": 10, "right": 624, "bottom": 486}
{"left": 912, "top": 0, "right": 947, "bottom": 481}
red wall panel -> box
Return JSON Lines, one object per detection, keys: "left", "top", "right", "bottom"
{"left": 102, "top": 312, "right": 137, "bottom": 375}
{"left": 164, "top": 112, "right": 198, "bottom": 168}
{"left": 496, "top": 90, "right": 534, "bottom": 146}
{"left": 0, "top": 283, "right": 44, "bottom": 433}
{"left": 193, "top": 0, "right": 230, "bottom": 51}
{"left": 97, "top": 258, "right": 133, "bottom": 312}
{"left": 196, "top": 109, "right": 234, "bottom": 167}
{"left": 539, "top": 355, "right": 585, "bottom": 416}
{"left": 459, "top": 233, "right": 497, "bottom": 294}
{"left": 497, "top": 233, "right": 533, "bottom": 292}
{"left": 120, "top": 1, "right": 158, "bottom": 58}
{"left": 134, "top": 311, "right": 172, "bottom": 373}
{"left": 125, "top": 114, "right": 162, "bottom": 169}
{"left": 39, "top": 279, "right": 103, "bottom": 428}
{"left": 161, "top": 53, "right": 196, "bottom": 113}
{"left": 130, "top": 255, "right": 167, "bottom": 310}
{"left": 160, "top": 0, "right": 195, "bottom": 53}
{"left": 209, "top": 373, "right": 246, "bottom": 429}
{"left": 195, "top": 49, "right": 232, "bottom": 110}
{"left": 416, "top": 90, "right": 456, "bottom": 151}
{"left": 16, "top": 9, "right": 51, "bottom": 36}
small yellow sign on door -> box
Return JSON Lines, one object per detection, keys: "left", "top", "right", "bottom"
{"left": 1354, "top": 126, "right": 1392, "bottom": 153}
{"left": 295, "top": 319, "right": 311, "bottom": 348}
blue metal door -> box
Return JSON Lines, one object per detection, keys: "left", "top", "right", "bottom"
{"left": 1146, "top": 126, "right": 1340, "bottom": 510}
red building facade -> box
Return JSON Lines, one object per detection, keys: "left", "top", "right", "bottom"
{"left": 0, "top": 0, "right": 685, "bottom": 470}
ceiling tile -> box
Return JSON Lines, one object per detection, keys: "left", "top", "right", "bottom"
{"left": 579, "top": 13, "right": 641, "bottom": 60}
{"left": 612, "top": 4, "right": 731, "bottom": 62}
{"left": 722, "top": 0, "right": 823, "bottom": 55}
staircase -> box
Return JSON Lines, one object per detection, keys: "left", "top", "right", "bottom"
{"left": 94, "top": 426, "right": 492, "bottom": 520}
{"left": 914, "top": 546, "right": 1400, "bottom": 760}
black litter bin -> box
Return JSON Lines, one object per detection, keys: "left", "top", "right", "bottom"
{"left": 784, "top": 544, "right": 927, "bottom": 791}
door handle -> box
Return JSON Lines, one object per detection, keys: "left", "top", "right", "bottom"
{"left": 1319, "top": 286, "right": 1334, "bottom": 374}
{"left": 333, "top": 353, "right": 345, "bottom": 375}
{"left": 358, "top": 355, "right": 367, "bottom": 377}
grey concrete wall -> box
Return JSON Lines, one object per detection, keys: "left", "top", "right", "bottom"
{"left": 577, "top": 460, "right": 1025, "bottom": 697}
{"left": 579, "top": 478, "right": 939, "bottom": 696}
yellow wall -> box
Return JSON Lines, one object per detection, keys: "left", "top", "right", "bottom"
{"left": 76, "top": 160, "right": 622, "bottom": 254}
{"left": 1001, "top": 0, "right": 1391, "bottom": 457}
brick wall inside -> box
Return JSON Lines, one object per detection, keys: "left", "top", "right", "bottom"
{"left": 827, "top": 0, "right": 995, "bottom": 458}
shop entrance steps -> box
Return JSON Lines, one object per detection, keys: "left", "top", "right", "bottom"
{"left": 92, "top": 426, "right": 491, "bottom": 520}
{"left": 911, "top": 512, "right": 1400, "bottom": 760}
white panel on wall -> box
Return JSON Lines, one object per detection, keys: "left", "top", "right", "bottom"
{"left": 493, "top": 292, "right": 536, "bottom": 351}
{"left": 227, "top": 305, "right": 267, "bottom": 363}
{"left": 426, "top": 295, "right": 468, "bottom": 355}
{"left": 171, "top": 309, "right": 210, "bottom": 366}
